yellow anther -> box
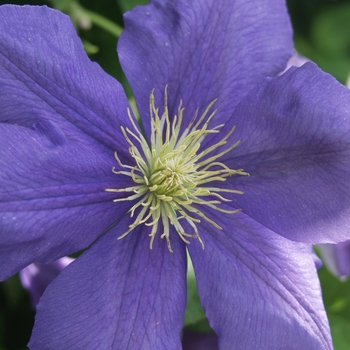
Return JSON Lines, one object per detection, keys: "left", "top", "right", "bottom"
{"left": 106, "top": 87, "right": 248, "bottom": 251}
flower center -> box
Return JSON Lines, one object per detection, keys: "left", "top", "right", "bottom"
{"left": 106, "top": 88, "right": 248, "bottom": 252}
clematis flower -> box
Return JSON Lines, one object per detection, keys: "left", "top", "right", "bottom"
{"left": 2, "top": 2, "right": 350, "bottom": 349}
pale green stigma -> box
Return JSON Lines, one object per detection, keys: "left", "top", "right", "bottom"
{"left": 106, "top": 88, "right": 248, "bottom": 252}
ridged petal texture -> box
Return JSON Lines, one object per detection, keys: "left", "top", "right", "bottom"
{"left": 1, "top": 2, "right": 349, "bottom": 349}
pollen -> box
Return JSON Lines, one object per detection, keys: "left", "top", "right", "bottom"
{"left": 106, "top": 88, "right": 248, "bottom": 252}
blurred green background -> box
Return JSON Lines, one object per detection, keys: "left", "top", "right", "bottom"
{"left": 1, "top": 0, "right": 350, "bottom": 349}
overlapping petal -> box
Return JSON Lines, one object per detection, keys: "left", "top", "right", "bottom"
{"left": 29, "top": 219, "right": 187, "bottom": 350}
{"left": 188, "top": 212, "right": 332, "bottom": 349}
{"left": 318, "top": 242, "right": 350, "bottom": 278}
{"left": 0, "top": 5, "right": 135, "bottom": 279}
{"left": 220, "top": 63, "right": 350, "bottom": 244}
{"left": 20, "top": 257, "right": 74, "bottom": 307}
{"left": 0, "top": 123, "right": 131, "bottom": 279}
{"left": 118, "top": 0, "right": 293, "bottom": 134}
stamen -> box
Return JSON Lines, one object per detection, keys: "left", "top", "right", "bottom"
{"left": 106, "top": 87, "right": 248, "bottom": 251}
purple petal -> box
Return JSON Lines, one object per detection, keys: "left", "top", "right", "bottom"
{"left": 312, "top": 247, "right": 323, "bottom": 270}
{"left": 318, "top": 242, "right": 350, "bottom": 278}
{"left": 279, "top": 52, "right": 309, "bottom": 75}
{"left": 0, "top": 5, "right": 135, "bottom": 279}
{"left": 29, "top": 221, "right": 187, "bottom": 350}
{"left": 188, "top": 212, "right": 332, "bottom": 349}
{"left": 19, "top": 257, "right": 74, "bottom": 308}
{"left": 0, "top": 123, "right": 131, "bottom": 280}
{"left": 222, "top": 63, "right": 350, "bottom": 243}
{"left": 118, "top": 0, "right": 293, "bottom": 133}
{"left": 0, "top": 5, "right": 132, "bottom": 152}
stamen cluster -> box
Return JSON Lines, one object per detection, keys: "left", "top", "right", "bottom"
{"left": 106, "top": 89, "right": 247, "bottom": 252}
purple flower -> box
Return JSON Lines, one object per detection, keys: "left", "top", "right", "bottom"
{"left": 1, "top": 2, "right": 350, "bottom": 349}
{"left": 318, "top": 242, "right": 350, "bottom": 278}
{"left": 19, "top": 257, "right": 74, "bottom": 308}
